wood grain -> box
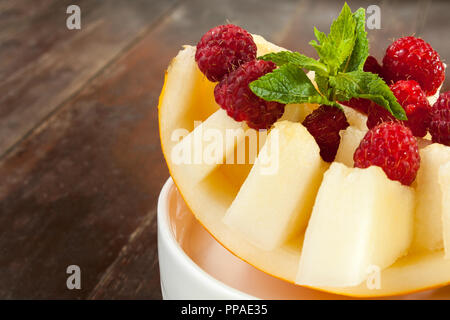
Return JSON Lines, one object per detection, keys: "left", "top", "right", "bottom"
{"left": 0, "top": 0, "right": 178, "bottom": 157}
{"left": 0, "top": 0, "right": 448, "bottom": 300}
{"left": 0, "top": 0, "right": 179, "bottom": 299}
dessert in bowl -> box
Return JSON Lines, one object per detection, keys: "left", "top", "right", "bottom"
{"left": 158, "top": 177, "right": 450, "bottom": 299}
{"left": 158, "top": 3, "right": 450, "bottom": 298}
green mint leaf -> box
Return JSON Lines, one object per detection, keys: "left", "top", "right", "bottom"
{"left": 314, "top": 73, "right": 330, "bottom": 96}
{"left": 311, "top": 3, "right": 356, "bottom": 74}
{"left": 315, "top": 99, "right": 343, "bottom": 110}
{"left": 341, "top": 8, "right": 369, "bottom": 72}
{"left": 313, "top": 27, "right": 327, "bottom": 44}
{"left": 330, "top": 71, "right": 407, "bottom": 120}
{"left": 249, "top": 63, "right": 323, "bottom": 104}
{"left": 259, "top": 51, "right": 329, "bottom": 74}
{"left": 247, "top": 4, "right": 406, "bottom": 121}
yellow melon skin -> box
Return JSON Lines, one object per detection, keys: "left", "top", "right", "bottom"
{"left": 158, "top": 35, "right": 450, "bottom": 297}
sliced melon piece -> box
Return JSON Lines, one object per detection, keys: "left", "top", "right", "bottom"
{"left": 159, "top": 36, "right": 450, "bottom": 296}
{"left": 439, "top": 162, "right": 450, "bottom": 259}
{"left": 279, "top": 103, "right": 317, "bottom": 123}
{"left": 335, "top": 126, "right": 366, "bottom": 167}
{"left": 252, "top": 34, "right": 285, "bottom": 54}
{"left": 279, "top": 72, "right": 318, "bottom": 123}
{"left": 171, "top": 109, "right": 248, "bottom": 184}
{"left": 297, "top": 163, "right": 415, "bottom": 287}
{"left": 413, "top": 144, "right": 450, "bottom": 251}
{"left": 223, "top": 121, "right": 327, "bottom": 250}
{"left": 340, "top": 104, "right": 368, "bottom": 131}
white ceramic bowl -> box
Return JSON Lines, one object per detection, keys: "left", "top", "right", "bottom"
{"left": 157, "top": 177, "right": 450, "bottom": 300}
{"left": 157, "top": 178, "right": 254, "bottom": 299}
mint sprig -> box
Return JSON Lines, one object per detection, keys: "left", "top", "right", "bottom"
{"left": 259, "top": 51, "right": 329, "bottom": 74}
{"left": 343, "top": 8, "right": 369, "bottom": 72}
{"left": 310, "top": 3, "right": 356, "bottom": 74}
{"left": 330, "top": 71, "right": 406, "bottom": 119}
{"left": 249, "top": 2, "right": 407, "bottom": 120}
{"left": 251, "top": 63, "right": 339, "bottom": 107}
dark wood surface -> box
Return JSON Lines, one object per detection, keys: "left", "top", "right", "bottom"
{"left": 0, "top": 0, "right": 448, "bottom": 299}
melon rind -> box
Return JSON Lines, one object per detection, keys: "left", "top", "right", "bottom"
{"left": 158, "top": 36, "right": 450, "bottom": 297}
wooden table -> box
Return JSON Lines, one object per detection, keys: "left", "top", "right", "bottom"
{"left": 0, "top": 0, "right": 448, "bottom": 299}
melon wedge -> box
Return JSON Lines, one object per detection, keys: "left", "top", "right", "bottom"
{"left": 335, "top": 126, "right": 366, "bottom": 167}
{"left": 340, "top": 104, "right": 368, "bottom": 131}
{"left": 171, "top": 109, "right": 248, "bottom": 184}
{"left": 158, "top": 35, "right": 450, "bottom": 297}
{"left": 297, "top": 163, "right": 414, "bottom": 287}
{"left": 279, "top": 102, "right": 317, "bottom": 123}
{"left": 440, "top": 163, "right": 450, "bottom": 259}
{"left": 412, "top": 144, "right": 450, "bottom": 252}
{"left": 223, "top": 121, "right": 327, "bottom": 251}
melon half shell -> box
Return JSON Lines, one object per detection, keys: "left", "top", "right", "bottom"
{"left": 158, "top": 35, "right": 450, "bottom": 297}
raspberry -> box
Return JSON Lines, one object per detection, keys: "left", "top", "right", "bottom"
{"left": 340, "top": 56, "right": 383, "bottom": 114}
{"left": 364, "top": 55, "right": 384, "bottom": 78}
{"left": 366, "top": 103, "right": 394, "bottom": 129}
{"left": 342, "top": 98, "right": 372, "bottom": 114}
{"left": 366, "top": 80, "right": 431, "bottom": 137}
{"left": 195, "top": 24, "right": 257, "bottom": 82}
{"left": 354, "top": 122, "right": 420, "bottom": 186}
{"left": 302, "top": 105, "right": 349, "bottom": 162}
{"left": 390, "top": 80, "right": 431, "bottom": 137}
{"left": 382, "top": 36, "right": 444, "bottom": 95}
{"left": 429, "top": 91, "right": 450, "bottom": 146}
{"left": 214, "top": 60, "right": 285, "bottom": 130}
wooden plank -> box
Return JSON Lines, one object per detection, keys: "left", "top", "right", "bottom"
{"left": 0, "top": 0, "right": 178, "bottom": 157}
{"left": 0, "top": 0, "right": 448, "bottom": 300}
{"left": 0, "top": 0, "right": 179, "bottom": 299}
{"left": 0, "top": 0, "right": 85, "bottom": 80}
{"left": 88, "top": 209, "right": 160, "bottom": 300}
{"left": 0, "top": 0, "right": 305, "bottom": 299}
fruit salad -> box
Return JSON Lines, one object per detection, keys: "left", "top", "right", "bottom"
{"left": 158, "top": 3, "right": 450, "bottom": 297}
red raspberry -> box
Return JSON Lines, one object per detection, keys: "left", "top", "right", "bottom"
{"left": 429, "top": 91, "right": 450, "bottom": 146}
{"left": 341, "top": 98, "right": 370, "bottom": 114}
{"left": 382, "top": 36, "right": 444, "bottom": 96}
{"left": 364, "top": 55, "right": 384, "bottom": 78}
{"left": 302, "top": 105, "right": 349, "bottom": 162}
{"left": 366, "top": 103, "right": 394, "bottom": 129}
{"left": 195, "top": 24, "right": 257, "bottom": 82}
{"left": 390, "top": 80, "right": 431, "bottom": 137}
{"left": 354, "top": 122, "right": 420, "bottom": 186}
{"left": 366, "top": 80, "right": 431, "bottom": 137}
{"left": 214, "top": 60, "right": 285, "bottom": 130}
{"left": 340, "top": 56, "right": 383, "bottom": 114}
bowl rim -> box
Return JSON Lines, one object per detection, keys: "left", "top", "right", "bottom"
{"left": 157, "top": 177, "right": 256, "bottom": 299}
